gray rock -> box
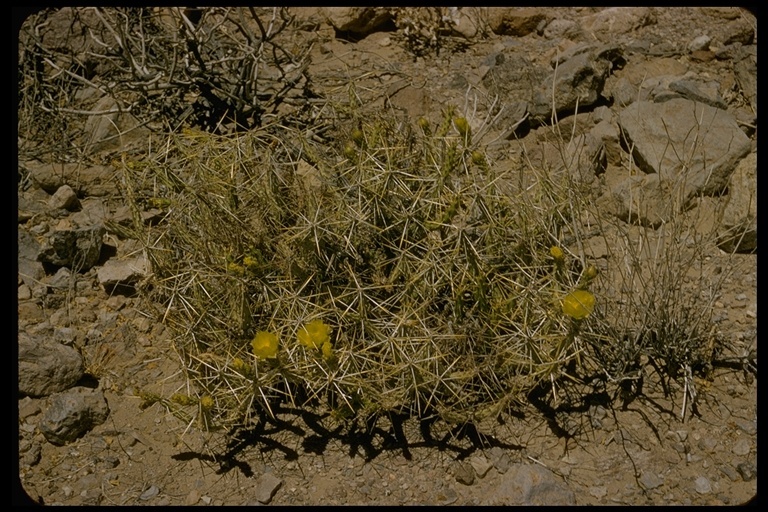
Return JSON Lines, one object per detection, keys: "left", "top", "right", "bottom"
{"left": 523, "top": 132, "right": 605, "bottom": 191}
{"left": 639, "top": 471, "right": 664, "bottom": 490}
{"left": 687, "top": 35, "right": 712, "bottom": 53}
{"left": 618, "top": 98, "right": 752, "bottom": 198}
{"left": 488, "top": 446, "right": 512, "bottom": 474}
{"left": 97, "top": 255, "right": 150, "bottom": 293}
{"left": 600, "top": 173, "right": 685, "bottom": 228}
{"left": 668, "top": 78, "right": 727, "bottom": 109}
{"left": 38, "top": 225, "right": 105, "bottom": 271}
{"left": 470, "top": 454, "right": 494, "bottom": 478}
{"left": 529, "top": 45, "right": 622, "bottom": 125}
{"left": 717, "top": 152, "right": 756, "bottom": 253}
{"left": 18, "top": 230, "right": 46, "bottom": 295}
{"left": 732, "top": 417, "right": 757, "bottom": 436}
{"left": 731, "top": 438, "right": 751, "bottom": 456}
{"left": 736, "top": 462, "right": 756, "bottom": 482}
{"left": 38, "top": 387, "right": 110, "bottom": 445}
{"left": 483, "top": 463, "right": 575, "bottom": 505}
{"left": 694, "top": 476, "right": 712, "bottom": 494}
{"left": 733, "top": 50, "right": 756, "bottom": 112}
{"left": 254, "top": 472, "right": 282, "bottom": 504}
{"left": 139, "top": 485, "right": 160, "bottom": 501}
{"left": 18, "top": 334, "right": 84, "bottom": 397}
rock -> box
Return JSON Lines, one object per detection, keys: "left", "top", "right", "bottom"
{"left": 733, "top": 50, "right": 756, "bottom": 112}
{"left": 38, "top": 224, "right": 105, "bottom": 271}
{"left": 38, "top": 387, "right": 110, "bottom": 445}
{"left": 49, "top": 185, "right": 80, "bottom": 211}
{"left": 731, "top": 439, "right": 751, "bottom": 456}
{"left": 698, "top": 7, "right": 742, "bottom": 20}
{"left": 668, "top": 78, "right": 727, "bottom": 109}
{"left": 97, "top": 254, "right": 150, "bottom": 294}
{"left": 470, "top": 455, "right": 494, "bottom": 478}
{"left": 601, "top": 173, "right": 685, "bottom": 228}
{"left": 139, "top": 485, "right": 160, "bottom": 501}
{"left": 483, "top": 463, "right": 575, "bottom": 505}
{"left": 736, "top": 462, "right": 756, "bottom": 482}
{"left": 82, "top": 95, "right": 150, "bottom": 154}
{"left": 529, "top": 44, "right": 623, "bottom": 125}
{"left": 580, "top": 7, "right": 655, "bottom": 37}
{"left": 255, "top": 472, "right": 282, "bottom": 504}
{"left": 639, "top": 471, "right": 664, "bottom": 490}
{"left": 488, "top": 446, "right": 512, "bottom": 474}
{"left": 487, "top": 7, "right": 549, "bottom": 37}
{"left": 524, "top": 132, "right": 605, "bottom": 191}
{"left": 732, "top": 418, "right": 757, "bottom": 436}
{"left": 618, "top": 99, "right": 752, "bottom": 197}
{"left": 687, "top": 35, "right": 712, "bottom": 53}
{"left": 18, "top": 334, "right": 84, "bottom": 397}
{"left": 322, "top": 7, "right": 393, "bottom": 38}
{"left": 717, "top": 152, "right": 756, "bottom": 253}
{"left": 18, "top": 229, "right": 46, "bottom": 291}
{"left": 694, "top": 476, "right": 712, "bottom": 494}
{"left": 25, "top": 161, "right": 120, "bottom": 197}
{"left": 454, "top": 461, "right": 475, "bottom": 485}
{"left": 542, "top": 19, "right": 581, "bottom": 40}
{"left": 722, "top": 20, "right": 754, "bottom": 46}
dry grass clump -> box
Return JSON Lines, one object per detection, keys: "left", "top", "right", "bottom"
{"left": 121, "top": 104, "right": 731, "bottom": 432}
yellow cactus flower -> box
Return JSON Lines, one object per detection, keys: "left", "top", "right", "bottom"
{"left": 251, "top": 331, "right": 279, "bottom": 358}
{"left": 199, "top": 395, "right": 214, "bottom": 411}
{"left": 561, "top": 290, "right": 596, "bottom": 320}
{"left": 231, "top": 357, "right": 249, "bottom": 374}
{"left": 584, "top": 265, "right": 599, "bottom": 280}
{"left": 298, "top": 319, "right": 332, "bottom": 350}
{"left": 454, "top": 117, "right": 471, "bottom": 139}
{"left": 550, "top": 246, "right": 565, "bottom": 262}
{"left": 321, "top": 341, "right": 334, "bottom": 361}
{"left": 351, "top": 128, "right": 365, "bottom": 147}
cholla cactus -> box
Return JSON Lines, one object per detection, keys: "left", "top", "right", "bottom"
{"left": 125, "top": 104, "right": 605, "bottom": 431}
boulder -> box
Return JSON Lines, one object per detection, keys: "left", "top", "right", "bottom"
{"left": 18, "top": 334, "right": 84, "bottom": 397}
{"left": 38, "top": 387, "right": 110, "bottom": 445}
{"left": 718, "top": 152, "right": 756, "bottom": 253}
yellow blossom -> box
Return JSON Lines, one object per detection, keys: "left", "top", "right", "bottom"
{"left": 199, "top": 395, "right": 214, "bottom": 411}
{"left": 561, "top": 289, "right": 596, "bottom": 320}
{"left": 251, "top": 331, "right": 279, "bottom": 358}
{"left": 550, "top": 246, "right": 564, "bottom": 262}
{"left": 298, "top": 319, "right": 332, "bottom": 350}
{"left": 321, "top": 341, "right": 334, "bottom": 361}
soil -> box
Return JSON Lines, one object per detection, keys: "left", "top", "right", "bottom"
{"left": 17, "top": 7, "right": 757, "bottom": 506}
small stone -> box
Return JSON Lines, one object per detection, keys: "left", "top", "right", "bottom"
{"left": 698, "top": 437, "right": 718, "bottom": 453}
{"left": 733, "top": 418, "right": 757, "bottom": 436}
{"left": 639, "top": 471, "right": 664, "bottom": 490}
{"left": 139, "top": 485, "right": 160, "bottom": 500}
{"left": 454, "top": 462, "right": 475, "bottom": 485}
{"left": 470, "top": 455, "right": 493, "bottom": 478}
{"left": 718, "top": 465, "right": 740, "bottom": 482}
{"left": 736, "top": 462, "right": 756, "bottom": 481}
{"left": 694, "top": 476, "right": 712, "bottom": 494}
{"left": 589, "top": 486, "right": 608, "bottom": 498}
{"left": 732, "top": 438, "right": 751, "bottom": 456}
{"left": 184, "top": 489, "right": 201, "bottom": 506}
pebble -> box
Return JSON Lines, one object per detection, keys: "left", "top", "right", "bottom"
{"left": 733, "top": 418, "right": 757, "bottom": 436}
{"left": 718, "top": 464, "right": 740, "bottom": 482}
{"left": 139, "top": 485, "right": 160, "bottom": 500}
{"left": 731, "top": 438, "right": 751, "bottom": 456}
{"left": 736, "top": 462, "right": 756, "bottom": 482}
{"left": 639, "top": 471, "right": 664, "bottom": 490}
{"left": 470, "top": 455, "right": 493, "bottom": 478}
{"left": 454, "top": 462, "right": 475, "bottom": 485}
{"left": 694, "top": 476, "right": 712, "bottom": 494}
{"left": 184, "top": 489, "right": 201, "bottom": 505}
{"left": 698, "top": 437, "right": 718, "bottom": 453}
{"left": 589, "top": 486, "right": 607, "bottom": 498}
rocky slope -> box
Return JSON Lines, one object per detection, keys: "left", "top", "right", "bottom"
{"left": 17, "top": 7, "right": 756, "bottom": 505}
